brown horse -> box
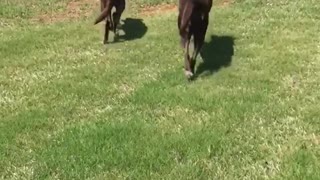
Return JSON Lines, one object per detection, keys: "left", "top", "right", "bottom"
{"left": 178, "top": 0, "right": 213, "bottom": 80}
{"left": 94, "top": 0, "right": 126, "bottom": 44}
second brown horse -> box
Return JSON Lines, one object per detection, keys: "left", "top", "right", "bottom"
{"left": 94, "top": 0, "right": 126, "bottom": 44}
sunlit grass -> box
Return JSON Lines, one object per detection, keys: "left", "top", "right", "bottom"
{"left": 1, "top": 0, "right": 320, "bottom": 179}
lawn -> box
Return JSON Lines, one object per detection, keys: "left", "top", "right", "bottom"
{"left": 1, "top": 0, "right": 320, "bottom": 179}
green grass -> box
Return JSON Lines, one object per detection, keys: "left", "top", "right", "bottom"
{"left": 1, "top": 0, "right": 320, "bottom": 179}
{"left": 0, "top": 0, "right": 70, "bottom": 19}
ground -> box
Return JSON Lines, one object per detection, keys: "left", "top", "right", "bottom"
{"left": 1, "top": 0, "right": 320, "bottom": 179}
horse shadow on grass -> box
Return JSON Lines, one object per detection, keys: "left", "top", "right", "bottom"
{"left": 194, "top": 35, "right": 235, "bottom": 78}
{"left": 112, "top": 18, "right": 148, "bottom": 43}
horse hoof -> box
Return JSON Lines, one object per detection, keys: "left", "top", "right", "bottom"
{"left": 184, "top": 70, "right": 194, "bottom": 80}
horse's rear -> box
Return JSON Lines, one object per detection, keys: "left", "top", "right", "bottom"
{"left": 178, "top": 0, "right": 212, "bottom": 80}
{"left": 95, "top": 0, "right": 126, "bottom": 44}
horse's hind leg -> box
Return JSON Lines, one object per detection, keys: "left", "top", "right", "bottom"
{"left": 184, "top": 35, "right": 194, "bottom": 80}
{"left": 192, "top": 14, "right": 209, "bottom": 74}
{"left": 113, "top": 0, "right": 125, "bottom": 35}
{"left": 104, "top": 20, "right": 111, "bottom": 44}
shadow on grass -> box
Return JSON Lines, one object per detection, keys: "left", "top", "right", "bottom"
{"left": 195, "top": 35, "right": 235, "bottom": 78}
{"left": 113, "top": 18, "right": 148, "bottom": 43}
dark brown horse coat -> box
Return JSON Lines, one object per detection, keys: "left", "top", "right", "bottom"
{"left": 178, "top": 0, "right": 212, "bottom": 79}
{"left": 94, "top": 0, "right": 126, "bottom": 44}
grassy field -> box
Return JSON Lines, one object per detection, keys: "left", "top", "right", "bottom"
{"left": 1, "top": 0, "right": 320, "bottom": 179}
